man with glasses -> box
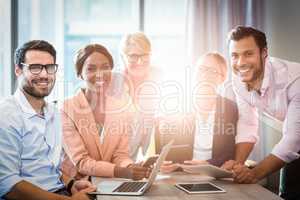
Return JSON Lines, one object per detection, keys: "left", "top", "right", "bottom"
{"left": 0, "top": 40, "right": 95, "bottom": 200}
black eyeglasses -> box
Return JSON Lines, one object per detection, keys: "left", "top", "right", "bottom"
{"left": 126, "top": 53, "right": 150, "bottom": 63}
{"left": 21, "top": 63, "right": 58, "bottom": 75}
{"left": 197, "top": 65, "right": 223, "bottom": 76}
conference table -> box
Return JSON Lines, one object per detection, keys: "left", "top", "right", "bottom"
{"left": 92, "top": 172, "right": 283, "bottom": 200}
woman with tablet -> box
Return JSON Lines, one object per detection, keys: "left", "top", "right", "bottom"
{"left": 161, "top": 52, "right": 238, "bottom": 173}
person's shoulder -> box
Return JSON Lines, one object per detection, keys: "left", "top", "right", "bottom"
{"left": 61, "top": 90, "right": 82, "bottom": 111}
{"left": 269, "top": 57, "right": 300, "bottom": 74}
{"left": 0, "top": 96, "right": 23, "bottom": 130}
{"left": 0, "top": 95, "right": 20, "bottom": 114}
{"left": 270, "top": 57, "right": 300, "bottom": 86}
{"left": 286, "top": 74, "right": 300, "bottom": 98}
{"left": 270, "top": 57, "right": 300, "bottom": 67}
{"left": 218, "top": 81, "right": 236, "bottom": 102}
{"left": 62, "top": 95, "right": 76, "bottom": 107}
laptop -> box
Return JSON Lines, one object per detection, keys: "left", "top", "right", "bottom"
{"left": 92, "top": 140, "right": 174, "bottom": 196}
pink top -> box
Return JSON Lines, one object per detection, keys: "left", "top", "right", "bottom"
{"left": 232, "top": 57, "right": 300, "bottom": 163}
{"left": 60, "top": 89, "right": 133, "bottom": 179}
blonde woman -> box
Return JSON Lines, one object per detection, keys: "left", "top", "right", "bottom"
{"left": 115, "top": 32, "right": 163, "bottom": 160}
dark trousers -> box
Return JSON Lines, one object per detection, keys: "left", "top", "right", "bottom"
{"left": 280, "top": 157, "right": 300, "bottom": 200}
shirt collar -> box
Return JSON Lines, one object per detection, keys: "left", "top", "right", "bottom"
{"left": 259, "top": 57, "right": 271, "bottom": 96}
{"left": 195, "top": 110, "right": 215, "bottom": 123}
{"left": 14, "top": 89, "right": 55, "bottom": 120}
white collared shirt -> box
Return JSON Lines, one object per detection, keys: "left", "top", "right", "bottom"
{"left": 232, "top": 57, "right": 300, "bottom": 163}
{"left": 193, "top": 112, "right": 215, "bottom": 160}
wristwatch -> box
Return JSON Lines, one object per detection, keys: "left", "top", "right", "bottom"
{"left": 66, "top": 179, "right": 75, "bottom": 194}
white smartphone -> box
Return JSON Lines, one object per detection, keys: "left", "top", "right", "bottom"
{"left": 142, "top": 155, "right": 159, "bottom": 167}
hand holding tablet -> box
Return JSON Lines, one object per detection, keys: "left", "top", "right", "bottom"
{"left": 179, "top": 164, "right": 233, "bottom": 179}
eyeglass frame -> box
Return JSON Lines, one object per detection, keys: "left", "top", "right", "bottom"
{"left": 125, "top": 53, "right": 150, "bottom": 63}
{"left": 20, "top": 63, "right": 58, "bottom": 75}
{"left": 197, "top": 65, "right": 224, "bottom": 76}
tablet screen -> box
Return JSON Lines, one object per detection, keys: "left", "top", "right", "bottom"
{"left": 166, "top": 144, "right": 193, "bottom": 163}
{"left": 176, "top": 183, "right": 225, "bottom": 194}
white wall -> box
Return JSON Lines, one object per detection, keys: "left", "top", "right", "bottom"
{"left": 0, "top": 0, "right": 12, "bottom": 98}
{"left": 264, "top": 0, "right": 300, "bottom": 62}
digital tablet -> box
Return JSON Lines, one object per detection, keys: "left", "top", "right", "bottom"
{"left": 165, "top": 144, "right": 193, "bottom": 163}
{"left": 179, "top": 164, "right": 233, "bottom": 178}
{"left": 155, "top": 115, "right": 195, "bottom": 164}
{"left": 175, "top": 182, "right": 226, "bottom": 194}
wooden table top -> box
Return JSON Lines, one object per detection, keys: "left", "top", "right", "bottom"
{"left": 92, "top": 172, "right": 283, "bottom": 200}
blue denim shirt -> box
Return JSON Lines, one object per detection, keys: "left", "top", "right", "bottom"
{"left": 0, "top": 89, "right": 64, "bottom": 198}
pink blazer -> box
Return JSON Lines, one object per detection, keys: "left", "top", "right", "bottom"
{"left": 61, "top": 89, "right": 133, "bottom": 179}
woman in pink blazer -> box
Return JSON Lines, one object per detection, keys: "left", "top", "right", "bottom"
{"left": 61, "top": 44, "right": 150, "bottom": 180}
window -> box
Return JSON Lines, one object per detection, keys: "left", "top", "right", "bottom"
{"left": 16, "top": 0, "right": 187, "bottom": 102}
{"left": 0, "top": 0, "right": 12, "bottom": 98}
{"left": 64, "top": 0, "right": 140, "bottom": 97}
{"left": 145, "top": 0, "right": 186, "bottom": 82}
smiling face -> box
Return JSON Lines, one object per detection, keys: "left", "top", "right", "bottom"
{"left": 196, "top": 55, "right": 225, "bottom": 85}
{"left": 123, "top": 45, "right": 151, "bottom": 77}
{"left": 15, "top": 50, "right": 56, "bottom": 99}
{"left": 194, "top": 54, "right": 226, "bottom": 113}
{"left": 81, "top": 52, "right": 112, "bottom": 92}
{"left": 229, "top": 36, "right": 267, "bottom": 89}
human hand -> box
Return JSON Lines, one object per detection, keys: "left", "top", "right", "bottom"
{"left": 70, "top": 191, "right": 92, "bottom": 200}
{"left": 221, "top": 160, "right": 240, "bottom": 171}
{"left": 71, "top": 180, "right": 96, "bottom": 194}
{"left": 232, "top": 164, "right": 258, "bottom": 184}
{"left": 128, "top": 163, "right": 152, "bottom": 180}
{"left": 142, "top": 155, "right": 159, "bottom": 167}
{"left": 160, "top": 161, "right": 180, "bottom": 173}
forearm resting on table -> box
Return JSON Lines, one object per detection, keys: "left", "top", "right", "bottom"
{"left": 252, "top": 154, "right": 286, "bottom": 180}
{"left": 4, "top": 180, "right": 70, "bottom": 200}
{"left": 114, "top": 165, "right": 132, "bottom": 179}
{"left": 235, "top": 142, "right": 255, "bottom": 164}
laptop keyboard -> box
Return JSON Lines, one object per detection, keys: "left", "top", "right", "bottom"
{"left": 113, "top": 181, "right": 147, "bottom": 193}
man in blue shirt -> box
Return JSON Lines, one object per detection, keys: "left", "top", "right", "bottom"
{"left": 0, "top": 40, "right": 95, "bottom": 200}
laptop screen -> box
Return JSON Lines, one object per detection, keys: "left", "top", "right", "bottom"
{"left": 144, "top": 140, "right": 174, "bottom": 191}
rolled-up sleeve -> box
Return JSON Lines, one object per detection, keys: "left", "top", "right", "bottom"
{"left": 0, "top": 122, "right": 23, "bottom": 198}
{"left": 272, "top": 92, "right": 300, "bottom": 163}
{"left": 235, "top": 95, "right": 259, "bottom": 144}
